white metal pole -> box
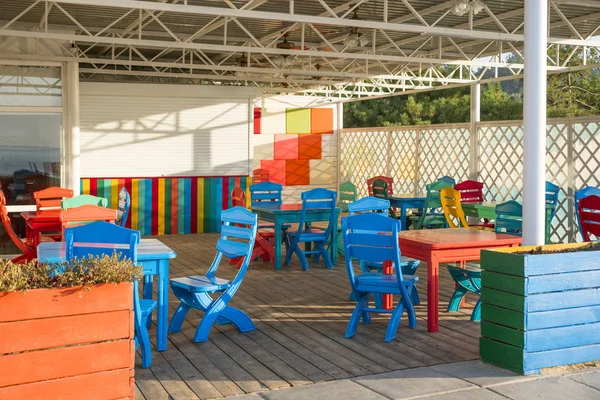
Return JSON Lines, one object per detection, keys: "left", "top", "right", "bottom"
{"left": 523, "top": 0, "right": 547, "bottom": 246}
{"left": 469, "top": 83, "right": 480, "bottom": 181}
{"left": 66, "top": 61, "right": 81, "bottom": 195}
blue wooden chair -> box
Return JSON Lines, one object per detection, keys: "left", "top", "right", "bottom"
{"left": 545, "top": 181, "right": 560, "bottom": 222}
{"left": 285, "top": 189, "right": 337, "bottom": 270}
{"left": 250, "top": 181, "right": 282, "bottom": 207}
{"left": 169, "top": 207, "right": 258, "bottom": 343}
{"left": 116, "top": 187, "right": 131, "bottom": 227}
{"left": 447, "top": 201, "right": 522, "bottom": 320}
{"left": 575, "top": 186, "right": 600, "bottom": 238}
{"left": 438, "top": 176, "right": 456, "bottom": 185}
{"left": 347, "top": 197, "right": 421, "bottom": 305}
{"left": 64, "top": 221, "right": 156, "bottom": 368}
{"left": 342, "top": 212, "right": 418, "bottom": 342}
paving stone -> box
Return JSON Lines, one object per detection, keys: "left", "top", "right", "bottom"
{"left": 426, "top": 388, "right": 507, "bottom": 400}
{"left": 569, "top": 370, "right": 600, "bottom": 391}
{"left": 260, "top": 380, "right": 387, "bottom": 400}
{"left": 432, "top": 360, "right": 538, "bottom": 387}
{"left": 491, "top": 376, "right": 600, "bottom": 400}
{"left": 353, "top": 366, "right": 476, "bottom": 399}
{"left": 223, "top": 395, "right": 264, "bottom": 400}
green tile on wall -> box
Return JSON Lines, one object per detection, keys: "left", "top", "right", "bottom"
{"left": 286, "top": 108, "right": 311, "bottom": 134}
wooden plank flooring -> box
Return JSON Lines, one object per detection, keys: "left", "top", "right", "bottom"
{"left": 135, "top": 233, "right": 481, "bottom": 399}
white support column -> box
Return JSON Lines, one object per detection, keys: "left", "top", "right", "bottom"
{"left": 336, "top": 101, "right": 343, "bottom": 191}
{"left": 65, "top": 61, "right": 81, "bottom": 195}
{"left": 523, "top": 0, "right": 547, "bottom": 246}
{"left": 469, "top": 83, "right": 480, "bottom": 181}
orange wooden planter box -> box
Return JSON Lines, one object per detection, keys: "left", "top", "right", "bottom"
{"left": 0, "top": 282, "right": 135, "bottom": 400}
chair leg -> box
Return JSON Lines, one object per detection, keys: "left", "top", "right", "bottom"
{"left": 409, "top": 284, "right": 421, "bottom": 305}
{"left": 137, "top": 318, "right": 153, "bottom": 368}
{"left": 168, "top": 302, "right": 191, "bottom": 333}
{"left": 289, "top": 244, "right": 309, "bottom": 270}
{"left": 217, "top": 305, "right": 256, "bottom": 333}
{"left": 447, "top": 287, "right": 468, "bottom": 312}
{"left": 385, "top": 301, "right": 406, "bottom": 343}
{"left": 317, "top": 242, "right": 333, "bottom": 269}
{"left": 346, "top": 292, "right": 369, "bottom": 339}
{"left": 471, "top": 298, "right": 482, "bottom": 322}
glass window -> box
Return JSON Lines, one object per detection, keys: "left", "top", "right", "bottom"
{"left": 0, "top": 66, "right": 62, "bottom": 107}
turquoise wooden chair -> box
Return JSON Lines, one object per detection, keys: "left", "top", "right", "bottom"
{"left": 116, "top": 187, "right": 131, "bottom": 227}
{"left": 285, "top": 188, "right": 337, "bottom": 270}
{"left": 169, "top": 207, "right": 258, "bottom": 342}
{"left": 61, "top": 194, "right": 108, "bottom": 210}
{"left": 326, "top": 181, "right": 358, "bottom": 257}
{"left": 64, "top": 221, "right": 156, "bottom": 368}
{"left": 342, "top": 212, "right": 418, "bottom": 342}
{"left": 447, "top": 200, "right": 522, "bottom": 320}
{"left": 575, "top": 186, "right": 600, "bottom": 238}
{"left": 438, "top": 176, "right": 456, "bottom": 185}
{"left": 347, "top": 197, "right": 421, "bottom": 306}
{"left": 409, "top": 180, "right": 452, "bottom": 230}
{"left": 545, "top": 181, "right": 560, "bottom": 222}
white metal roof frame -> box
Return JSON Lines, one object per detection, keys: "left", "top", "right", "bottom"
{"left": 1, "top": 0, "right": 600, "bottom": 99}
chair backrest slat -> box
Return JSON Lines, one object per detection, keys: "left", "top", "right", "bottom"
{"left": 252, "top": 168, "right": 270, "bottom": 184}
{"left": 494, "top": 200, "right": 523, "bottom": 236}
{"left": 250, "top": 182, "right": 282, "bottom": 207}
{"left": 60, "top": 205, "right": 118, "bottom": 236}
{"left": 454, "top": 180, "right": 484, "bottom": 203}
{"left": 62, "top": 194, "right": 108, "bottom": 210}
{"left": 338, "top": 181, "right": 358, "bottom": 212}
{"left": 372, "top": 179, "right": 390, "bottom": 200}
{"left": 578, "top": 194, "right": 600, "bottom": 241}
{"left": 221, "top": 225, "right": 255, "bottom": 240}
{"left": 440, "top": 187, "right": 469, "bottom": 228}
{"left": 34, "top": 186, "right": 74, "bottom": 211}
{"left": 545, "top": 181, "right": 560, "bottom": 222}
{"left": 437, "top": 176, "right": 456, "bottom": 185}
{"left": 367, "top": 176, "right": 393, "bottom": 197}
{"left": 348, "top": 197, "right": 390, "bottom": 215}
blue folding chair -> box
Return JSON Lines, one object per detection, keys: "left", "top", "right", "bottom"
{"left": 64, "top": 221, "right": 155, "bottom": 368}
{"left": 574, "top": 186, "right": 600, "bottom": 238}
{"left": 117, "top": 187, "right": 131, "bottom": 227}
{"left": 342, "top": 213, "right": 418, "bottom": 342}
{"left": 347, "top": 197, "right": 421, "bottom": 305}
{"left": 285, "top": 188, "right": 337, "bottom": 270}
{"left": 169, "top": 207, "right": 258, "bottom": 342}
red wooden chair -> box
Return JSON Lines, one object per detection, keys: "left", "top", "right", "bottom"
{"left": 229, "top": 187, "right": 274, "bottom": 268}
{"left": 0, "top": 191, "right": 39, "bottom": 263}
{"left": 367, "top": 176, "right": 393, "bottom": 197}
{"left": 60, "top": 205, "right": 117, "bottom": 238}
{"left": 578, "top": 195, "right": 600, "bottom": 241}
{"left": 454, "top": 180, "right": 484, "bottom": 203}
{"left": 34, "top": 186, "right": 74, "bottom": 211}
{"left": 253, "top": 169, "right": 270, "bottom": 184}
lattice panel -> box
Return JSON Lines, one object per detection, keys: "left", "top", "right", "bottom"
{"left": 546, "top": 123, "right": 570, "bottom": 243}
{"left": 417, "top": 126, "right": 471, "bottom": 193}
{"left": 573, "top": 120, "right": 600, "bottom": 241}
{"left": 340, "top": 129, "right": 389, "bottom": 198}
{"left": 389, "top": 129, "right": 418, "bottom": 194}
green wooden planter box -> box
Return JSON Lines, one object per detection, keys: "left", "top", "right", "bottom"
{"left": 480, "top": 242, "right": 600, "bottom": 375}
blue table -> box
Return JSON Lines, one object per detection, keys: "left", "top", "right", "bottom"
{"left": 389, "top": 193, "right": 426, "bottom": 231}
{"left": 250, "top": 204, "right": 340, "bottom": 269}
{"left": 37, "top": 238, "right": 177, "bottom": 352}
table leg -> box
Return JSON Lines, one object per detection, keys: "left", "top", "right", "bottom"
{"left": 143, "top": 275, "right": 153, "bottom": 328}
{"left": 274, "top": 220, "right": 283, "bottom": 270}
{"left": 383, "top": 260, "right": 393, "bottom": 309}
{"left": 156, "top": 259, "right": 169, "bottom": 352}
{"left": 331, "top": 220, "right": 338, "bottom": 265}
{"left": 401, "top": 206, "right": 407, "bottom": 231}
{"left": 426, "top": 252, "right": 440, "bottom": 332}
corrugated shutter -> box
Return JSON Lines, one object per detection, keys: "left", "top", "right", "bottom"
{"left": 80, "top": 92, "right": 249, "bottom": 177}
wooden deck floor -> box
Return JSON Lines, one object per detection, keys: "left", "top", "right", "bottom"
{"left": 135, "top": 233, "right": 481, "bottom": 400}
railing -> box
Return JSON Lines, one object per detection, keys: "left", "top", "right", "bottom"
{"left": 340, "top": 115, "right": 600, "bottom": 243}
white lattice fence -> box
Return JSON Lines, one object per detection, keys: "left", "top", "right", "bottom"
{"left": 340, "top": 115, "right": 600, "bottom": 244}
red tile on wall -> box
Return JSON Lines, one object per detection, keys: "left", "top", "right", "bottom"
{"left": 274, "top": 134, "right": 298, "bottom": 160}
{"left": 260, "top": 160, "right": 285, "bottom": 185}
{"left": 254, "top": 107, "right": 261, "bottom": 134}
{"left": 285, "top": 160, "right": 310, "bottom": 186}
{"left": 298, "top": 134, "right": 322, "bottom": 160}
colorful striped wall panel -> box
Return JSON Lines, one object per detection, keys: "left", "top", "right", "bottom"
{"left": 81, "top": 176, "right": 251, "bottom": 236}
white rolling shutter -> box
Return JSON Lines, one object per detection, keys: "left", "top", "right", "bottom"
{"left": 79, "top": 84, "right": 250, "bottom": 177}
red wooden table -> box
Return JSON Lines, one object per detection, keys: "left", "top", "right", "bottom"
{"left": 398, "top": 228, "right": 522, "bottom": 332}
{"left": 21, "top": 210, "right": 62, "bottom": 248}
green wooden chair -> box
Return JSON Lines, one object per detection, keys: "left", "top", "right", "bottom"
{"left": 332, "top": 182, "right": 358, "bottom": 256}
{"left": 447, "top": 264, "right": 482, "bottom": 321}
{"left": 61, "top": 194, "right": 108, "bottom": 210}
{"left": 408, "top": 180, "right": 452, "bottom": 230}
{"left": 371, "top": 178, "right": 398, "bottom": 219}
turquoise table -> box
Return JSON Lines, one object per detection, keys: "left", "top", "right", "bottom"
{"left": 388, "top": 194, "right": 426, "bottom": 231}
{"left": 251, "top": 204, "right": 340, "bottom": 269}
{"left": 37, "top": 238, "right": 177, "bottom": 352}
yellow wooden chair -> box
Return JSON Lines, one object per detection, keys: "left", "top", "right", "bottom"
{"left": 440, "top": 186, "right": 470, "bottom": 228}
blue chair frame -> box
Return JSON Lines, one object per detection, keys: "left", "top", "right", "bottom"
{"left": 249, "top": 181, "right": 283, "bottom": 207}
{"left": 117, "top": 187, "right": 131, "bottom": 227}
{"left": 575, "top": 186, "right": 600, "bottom": 238}
{"left": 285, "top": 188, "right": 337, "bottom": 271}
{"left": 545, "top": 181, "right": 560, "bottom": 222}
{"left": 169, "top": 207, "right": 258, "bottom": 343}
{"left": 64, "top": 221, "right": 156, "bottom": 369}
{"left": 342, "top": 213, "right": 418, "bottom": 342}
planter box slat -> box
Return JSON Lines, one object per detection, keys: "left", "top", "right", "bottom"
{"left": 481, "top": 304, "right": 525, "bottom": 330}
{"left": 527, "top": 304, "right": 600, "bottom": 330}
{"left": 481, "top": 243, "right": 600, "bottom": 375}
{"left": 0, "top": 339, "right": 134, "bottom": 388}
{"left": 0, "top": 283, "right": 132, "bottom": 323}
{"left": 0, "top": 310, "right": 133, "bottom": 354}
{"left": 0, "top": 368, "right": 134, "bottom": 400}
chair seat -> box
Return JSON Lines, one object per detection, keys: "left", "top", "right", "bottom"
{"left": 287, "top": 227, "right": 328, "bottom": 242}
{"left": 363, "top": 256, "right": 420, "bottom": 275}
{"left": 355, "top": 273, "right": 418, "bottom": 294}
{"left": 170, "top": 275, "right": 231, "bottom": 293}
{"left": 139, "top": 299, "right": 157, "bottom": 317}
